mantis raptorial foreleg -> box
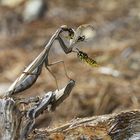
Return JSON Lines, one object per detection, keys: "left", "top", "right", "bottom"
{"left": 57, "top": 35, "right": 73, "bottom": 54}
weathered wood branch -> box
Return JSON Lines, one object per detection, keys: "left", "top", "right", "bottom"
{"left": 0, "top": 80, "right": 75, "bottom": 140}
{"left": 0, "top": 97, "right": 21, "bottom": 140}
{"left": 32, "top": 110, "right": 140, "bottom": 140}
{"left": 1, "top": 95, "right": 140, "bottom": 140}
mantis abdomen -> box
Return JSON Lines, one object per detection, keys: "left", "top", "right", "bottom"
{"left": 7, "top": 65, "right": 43, "bottom": 95}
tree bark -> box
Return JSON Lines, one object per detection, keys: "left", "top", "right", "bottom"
{"left": 0, "top": 80, "right": 75, "bottom": 140}
{"left": 32, "top": 110, "right": 140, "bottom": 140}
{"left": 0, "top": 95, "right": 140, "bottom": 140}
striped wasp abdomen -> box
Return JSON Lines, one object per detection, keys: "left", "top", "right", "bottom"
{"left": 76, "top": 48, "right": 98, "bottom": 67}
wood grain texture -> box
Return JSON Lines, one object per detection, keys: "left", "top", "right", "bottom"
{"left": 32, "top": 110, "right": 140, "bottom": 140}
{"left": 0, "top": 96, "right": 140, "bottom": 140}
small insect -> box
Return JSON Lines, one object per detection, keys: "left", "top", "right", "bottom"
{"left": 74, "top": 48, "right": 98, "bottom": 67}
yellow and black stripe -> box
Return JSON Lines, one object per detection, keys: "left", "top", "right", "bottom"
{"left": 77, "top": 49, "right": 98, "bottom": 67}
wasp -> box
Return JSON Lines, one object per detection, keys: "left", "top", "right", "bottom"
{"left": 74, "top": 48, "right": 98, "bottom": 67}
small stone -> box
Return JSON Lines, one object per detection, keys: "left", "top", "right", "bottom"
{"left": 23, "top": 0, "right": 47, "bottom": 22}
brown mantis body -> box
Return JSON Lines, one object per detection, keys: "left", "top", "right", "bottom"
{"left": 6, "top": 26, "right": 75, "bottom": 96}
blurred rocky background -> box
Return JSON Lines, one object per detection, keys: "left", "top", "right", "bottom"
{"left": 0, "top": 0, "right": 140, "bottom": 128}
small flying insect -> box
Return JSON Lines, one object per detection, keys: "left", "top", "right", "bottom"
{"left": 73, "top": 48, "right": 98, "bottom": 67}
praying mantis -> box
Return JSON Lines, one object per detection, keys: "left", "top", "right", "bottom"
{"left": 6, "top": 25, "right": 74, "bottom": 96}
{"left": 6, "top": 24, "right": 97, "bottom": 96}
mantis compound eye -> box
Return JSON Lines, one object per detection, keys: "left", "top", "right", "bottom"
{"left": 61, "top": 27, "right": 75, "bottom": 40}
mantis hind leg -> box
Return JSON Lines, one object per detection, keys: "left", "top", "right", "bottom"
{"left": 45, "top": 66, "right": 59, "bottom": 90}
{"left": 48, "top": 60, "right": 71, "bottom": 80}
{"left": 45, "top": 59, "right": 71, "bottom": 90}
